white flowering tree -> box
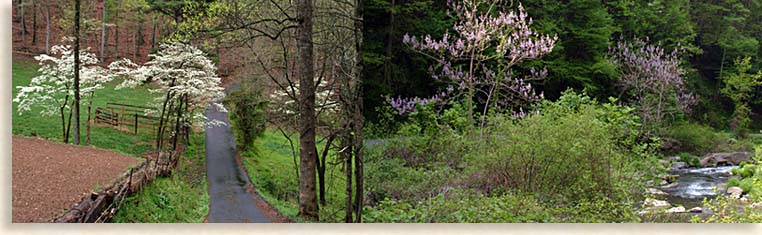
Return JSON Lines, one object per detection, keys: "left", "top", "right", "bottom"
{"left": 14, "top": 43, "right": 112, "bottom": 144}
{"left": 111, "top": 43, "right": 226, "bottom": 150}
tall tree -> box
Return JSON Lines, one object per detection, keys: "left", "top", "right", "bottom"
{"left": 45, "top": 0, "right": 50, "bottom": 53}
{"left": 100, "top": 0, "right": 107, "bottom": 60}
{"left": 296, "top": 0, "right": 319, "bottom": 221}
{"left": 352, "top": 0, "right": 364, "bottom": 222}
{"left": 73, "top": 0, "right": 81, "bottom": 145}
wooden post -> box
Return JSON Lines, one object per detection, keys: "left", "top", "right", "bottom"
{"left": 134, "top": 113, "right": 138, "bottom": 134}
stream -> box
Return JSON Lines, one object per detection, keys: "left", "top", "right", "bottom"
{"left": 662, "top": 166, "right": 737, "bottom": 208}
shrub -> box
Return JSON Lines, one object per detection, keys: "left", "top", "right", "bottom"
{"left": 661, "top": 122, "right": 725, "bottom": 154}
{"left": 467, "top": 91, "right": 660, "bottom": 205}
{"left": 363, "top": 189, "right": 553, "bottom": 223}
{"left": 225, "top": 83, "right": 267, "bottom": 150}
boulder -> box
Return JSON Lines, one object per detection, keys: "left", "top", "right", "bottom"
{"left": 671, "top": 161, "right": 689, "bottom": 170}
{"left": 727, "top": 186, "right": 744, "bottom": 198}
{"left": 700, "top": 152, "right": 751, "bottom": 167}
{"left": 643, "top": 198, "right": 671, "bottom": 209}
{"left": 646, "top": 188, "right": 668, "bottom": 196}
{"left": 661, "top": 182, "right": 679, "bottom": 189}
{"left": 665, "top": 206, "right": 686, "bottom": 213}
{"left": 689, "top": 207, "right": 703, "bottom": 213}
{"left": 660, "top": 138, "right": 683, "bottom": 153}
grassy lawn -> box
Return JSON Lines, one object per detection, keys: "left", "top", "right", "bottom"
{"left": 112, "top": 132, "right": 210, "bottom": 223}
{"left": 12, "top": 61, "right": 159, "bottom": 156}
{"left": 240, "top": 130, "right": 350, "bottom": 222}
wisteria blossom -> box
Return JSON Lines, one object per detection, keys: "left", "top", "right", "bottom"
{"left": 396, "top": 0, "right": 557, "bottom": 129}
{"left": 14, "top": 41, "right": 113, "bottom": 141}
{"left": 608, "top": 38, "right": 696, "bottom": 128}
{"left": 111, "top": 43, "right": 227, "bottom": 128}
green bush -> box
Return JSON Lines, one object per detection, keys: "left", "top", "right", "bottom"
{"left": 467, "top": 91, "right": 660, "bottom": 205}
{"left": 225, "top": 83, "right": 267, "bottom": 150}
{"left": 364, "top": 189, "right": 553, "bottom": 223}
{"left": 661, "top": 122, "right": 725, "bottom": 154}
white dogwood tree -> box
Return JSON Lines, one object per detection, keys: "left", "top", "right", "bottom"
{"left": 110, "top": 43, "right": 226, "bottom": 149}
{"left": 14, "top": 42, "right": 112, "bottom": 143}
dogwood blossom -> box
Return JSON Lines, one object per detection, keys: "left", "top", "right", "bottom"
{"left": 110, "top": 43, "right": 227, "bottom": 127}
{"left": 14, "top": 43, "right": 112, "bottom": 117}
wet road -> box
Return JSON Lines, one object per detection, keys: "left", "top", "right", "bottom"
{"left": 205, "top": 83, "right": 272, "bottom": 223}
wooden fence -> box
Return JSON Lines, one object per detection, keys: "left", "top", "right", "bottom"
{"left": 54, "top": 150, "right": 181, "bottom": 223}
{"left": 94, "top": 103, "right": 162, "bottom": 134}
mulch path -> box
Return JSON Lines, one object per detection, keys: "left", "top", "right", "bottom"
{"left": 12, "top": 136, "right": 140, "bottom": 223}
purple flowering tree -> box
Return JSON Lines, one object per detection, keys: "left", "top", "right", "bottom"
{"left": 394, "top": 0, "right": 557, "bottom": 134}
{"left": 608, "top": 38, "right": 696, "bottom": 129}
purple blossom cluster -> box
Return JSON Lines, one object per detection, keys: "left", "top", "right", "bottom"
{"left": 388, "top": 90, "right": 450, "bottom": 115}
{"left": 608, "top": 38, "right": 696, "bottom": 125}
{"left": 395, "top": 0, "right": 557, "bottom": 119}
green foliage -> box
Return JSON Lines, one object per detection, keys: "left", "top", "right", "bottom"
{"left": 469, "top": 91, "right": 659, "bottom": 205}
{"left": 364, "top": 189, "right": 554, "bottom": 223}
{"left": 692, "top": 194, "right": 762, "bottom": 223}
{"left": 113, "top": 133, "right": 209, "bottom": 222}
{"left": 678, "top": 152, "right": 701, "bottom": 167}
{"left": 224, "top": 83, "right": 267, "bottom": 150}
{"left": 720, "top": 56, "right": 762, "bottom": 135}
{"left": 661, "top": 122, "right": 725, "bottom": 155}
{"left": 365, "top": 91, "right": 660, "bottom": 222}
{"left": 239, "top": 130, "right": 349, "bottom": 222}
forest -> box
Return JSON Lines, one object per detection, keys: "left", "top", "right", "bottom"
{"left": 9, "top": 0, "right": 762, "bottom": 223}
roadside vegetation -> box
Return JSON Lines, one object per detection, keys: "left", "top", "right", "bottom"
{"left": 112, "top": 133, "right": 209, "bottom": 223}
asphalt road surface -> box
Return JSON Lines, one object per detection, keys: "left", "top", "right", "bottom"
{"left": 205, "top": 83, "right": 272, "bottom": 223}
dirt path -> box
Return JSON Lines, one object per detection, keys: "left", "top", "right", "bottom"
{"left": 12, "top": 136, "right": 140, "bottom": 223}
{"left": 205, "top": 83, "right": 284, "bottom": 223}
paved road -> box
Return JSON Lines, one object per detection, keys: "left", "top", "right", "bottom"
{"left": 205, "top": 84, "right": 272, "bottom": 223}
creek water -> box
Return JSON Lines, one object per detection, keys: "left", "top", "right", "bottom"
{"left": 662, "top": 166, "right": 737, "bottom": 208}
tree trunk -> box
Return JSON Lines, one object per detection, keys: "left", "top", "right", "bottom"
{"left": 86, "top": 92, "right": 94, "bottom": 145}
{"left": 316, "top": 135, "right": 335, "bottom": 206}
{"left": 150, "top": 14, "right": 157, "bottom": 50}
{"left": 32, "top": 0, "right": 37, "bottom": 45}
{"left": 100, "top": 0, "right": 107, "bottom": 61}
{"left": 342, "top": 126, "right": 353, "bottom": 223}
{"left": 73, "top": 0, "right": 81, "bottom": 145}
{"left": 352, "top": 0, "right": 364, "bottom": 222}
{"left": 156, "top": 78, "right": 176, "bottom": 149}
{"left": 21, "top": 0, "right": 26, "bottom": 45}
{"left": 44, "top": 0, "right": 49, "bottom": 54}
{"left": 61, "top": 95, "right": 69, "bottom": 143}
{"left": 114, "top": 1, "right": 120, "bottom": 55}
{"left": 296, "top": 0, "right": 319, "bottom": 221}
{"left": 383, "top": 0, "right": 395, "bottom": 87}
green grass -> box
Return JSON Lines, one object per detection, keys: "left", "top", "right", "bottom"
{"left": 12, "top": 61, "right": 160, "bottom": 156}
{"left": 112, "top": 132, "right": 210, "bottom": 223}
{"left": 240, "top": 130, "right": 350, "bottom": 222}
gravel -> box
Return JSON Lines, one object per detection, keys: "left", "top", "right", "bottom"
{"left": 12, "top": 136, "right": 140, "bottom": 223}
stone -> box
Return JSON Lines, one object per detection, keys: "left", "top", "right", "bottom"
{"left": 661, "top": 182, "right": 679, "bottom": 189}
{"left": 689, "top": 207, "right": 703, "bottom": 213}
{"left": 672, "top": 161, "right": 688, "bottom": 170}
{"left": 665, "top": 206, "right": 686, "bottom": 213}
{"left": 727, "top": 186, "right": 743, "bottom": 198}
{"left": 646, "top": 188, "right": 668, "bottom": 195}
{"left": 659, "top": 180, "right": 669, "bottom": 186}
{"left": 700, "top": 152, "right": 751, "bottom": 167}
{"left": 643, "top": 198, "right": 671, "bottom": 209}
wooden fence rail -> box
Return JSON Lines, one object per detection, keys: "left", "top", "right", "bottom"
{"left": 94, "top": 103, "right": 163, "bottom": 134}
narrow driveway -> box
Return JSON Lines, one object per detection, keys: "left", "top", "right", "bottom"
{"left": 205, "top": 84, "right": 272, "bottom": 223}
